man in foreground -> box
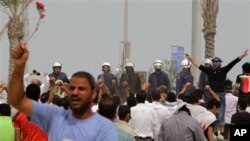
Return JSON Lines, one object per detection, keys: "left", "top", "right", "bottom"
{"left": 8, "top": 43, "right": 117, "bottom": 141}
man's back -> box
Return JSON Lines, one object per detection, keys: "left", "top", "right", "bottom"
{"left": 225, "top": 93, "right": 238, "bottom": 124}
{"left": 130, "top": 103, "right": 160, "bottom": 139}
{"left": 158, "top": 111, "right": 207, "bottom": 141}
{"left": 14, "top": 112, "right": 48, "bottom": 141}
{"left": 231, "top": 111, "right": 250, "bottom": 125}
{"left": 0, "top": 116, "right": 14, "bottom": 141}
{"left": 147, "top": 101, "right": 171, "bottom": 123}
{"left": 31, "top": 101, "right": 117, "bottom": 141}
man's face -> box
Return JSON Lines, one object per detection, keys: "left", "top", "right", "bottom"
{"left": 126, "top": 66, "right": 133, "bottom": 72}
{"left": 102, "top": 65, "right": 110, "bottom": 73}
{"left": 212, "top": 61, "right": 221, "bottom": 69}
{"left": 68, "top": 77, "right": 96, "bottom": 114}
{"left": 204, "top": 63, "right": 211, "bottom": 68}
{"left": 53, "top": 67, "right": 61, "bottom": 74}
{"left": 183, "top": 68, "right": 190, "bottom": 73}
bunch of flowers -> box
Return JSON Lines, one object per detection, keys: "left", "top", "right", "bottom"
{"left": 27, "top": 1, "right": 46, "bottom": 42}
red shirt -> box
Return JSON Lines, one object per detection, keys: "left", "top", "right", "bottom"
{"left": 14, "top": 112, "right": 48, "bottom": 141}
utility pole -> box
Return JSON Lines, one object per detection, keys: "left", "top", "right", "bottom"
{"left": 191, "top": 0, "right": 201, "bottom": 85}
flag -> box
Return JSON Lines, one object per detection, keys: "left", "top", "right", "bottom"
{"left": 240, "top": 75, "right": 250, "bottom": 94}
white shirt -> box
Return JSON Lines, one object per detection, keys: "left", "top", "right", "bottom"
{"left": 23, "top": 73, "right": 50, "bottom": 94}
{"left": 196, "top": 110, "right": 217, "bottom": 131}
{"left": 130, "top": 103, "right": 160, "bottom": 140}
{"left": 165, "top": 101, "right": 178, "bottom": 115}
{"left": 0, "top": 90, "right": 7, "bottom": 104}
{"left": 187, "top": 104, "right": 207, "bottom": 119}
{"left": 146, "top": 101, "right": 171, "bottom": 123}
{"left": 246, "top": 107, "right": 250, "bottom": 113}
{"left": 116, "top": 120, "right": 136, "bottom": 141}
{"left": 225, "top": 92, "right": 238, "bottom": 124}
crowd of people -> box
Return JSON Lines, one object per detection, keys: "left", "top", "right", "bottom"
{"left": 0, "top": 43, "right": 249, "bottom": 141}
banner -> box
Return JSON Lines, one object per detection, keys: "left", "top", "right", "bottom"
{"left": 171, "top": 45, "right": 184, "bottom": 72}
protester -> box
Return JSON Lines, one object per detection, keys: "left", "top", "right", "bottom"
{"left": 235, "top": 62, "right": 250, "bottom": 96}
{"left": 0, "top": 82, "right": 8, "bottom": 104}
{"left": 158, "top": 103, "right": 207, "bottom": 141}
{"left": 13, "top": 84, "right": 48, "bottom": 141}
{"left": 116, "top": 105, "right": 136, "bottom": 141}
{"left": 223, "top": 79, "right": 238, "bottom": 140}
{"left": 130, "top": 90, "right": 160, "bottom": 141}
{"left": 146, "top": 89, "right": 171, "bottom": 123}
{"left": 8, "top": 43, "right": 117, "bottom": 141}
{"left": 186, "top": 49, "right": 248, "bottom": 125}
{"left": 0, "top": 103, "right": 14, "bottom": 141}
{"left": 196, "top": 99, "right": 220, "bottom": 141}
{"left": 231, "top": 95, "right": 250, "bottom": 125}
{"left": 98, "top": 96, "right": 133, "bottom": 141}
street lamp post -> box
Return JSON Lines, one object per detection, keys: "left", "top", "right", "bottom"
{"left": 191, "top": 0, "right": 201, "bottom": 85}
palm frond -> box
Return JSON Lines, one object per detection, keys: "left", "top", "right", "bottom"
{"left": 0, "top": 0, "right": 28, "bottom": 17}
{"left": 0, "top": 0, "right": 9, "bottom": 7}
{"left": 18, "top": 0, "right": 33, "bottom": 17}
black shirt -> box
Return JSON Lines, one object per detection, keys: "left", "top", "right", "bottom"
{"left": 199, "top": 57, "right": 241, "bottom": 92}
{"left": 231, "top": 112, "right": 250, "bottom": 125}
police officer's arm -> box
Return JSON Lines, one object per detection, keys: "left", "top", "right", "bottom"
{"left": 8, "top": 43, "right": 33, "bottom": 116}
{"left": 185, "top": 54, "right": 201, "bottom": 68}
{"left": 179, "top": 82, "right": 191, "bottom": 95}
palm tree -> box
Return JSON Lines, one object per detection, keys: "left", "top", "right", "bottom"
{"left": 201, "top": 0, "right": 219, "bottom": 58}
{"left": 0, "top": 0, "right": 44, "bottom": 82}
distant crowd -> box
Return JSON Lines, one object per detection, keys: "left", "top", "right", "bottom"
{"left": 0, "top": 43, "right": 249, "bottom": 141}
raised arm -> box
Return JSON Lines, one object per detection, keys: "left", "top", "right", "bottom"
{"left": 185, "top": 53, "right": 201, "bottom": 68}
{"left": 8, "top": 43, "right": 33, "bottom": 116}
{"left": 239, "top": 49, "right": 248, "bottom": 60}
{"left": 205, "top": 85, "right": 220, "bottom": 102}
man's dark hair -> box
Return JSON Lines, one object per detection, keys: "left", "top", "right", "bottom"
{"left": 178, "top": 105, "right": 191, "bottom": 115}
{"left": 127, "top": 96, "right": 137, "bottom": 108}
{"left": 206, "top": 98, "right": 221, "bottom": 110}
{"left": 52, "top": 95, "right": 61, "bottom": 105}
{"left": 40, "top": 91, "right": 49, "bottom": 103}
{"left": 71, "top": 71, "right": 96, "bottom": 90}
{"left": 136, "top": 90, "right": 146, "bottom": 103}
{"left": 189, "top": 91, "right": 201, "bottom": 104}
{"left": 0, "top": 103, "right": 11, "bottom": 116}
{"left": 238, "top": 95, "right": 248, "bottom": 110}
{"left": 113, "top": 95, "right": 121, "bottom": 106}
{"left": 118, "top": 105, "right": 130, "bottom": 120}
{"left": 167, "top": 92, "right": 176, "bottom": 102}
{"left": 194, "top": 89, "right": 203, "bottom": 100}
{"left": 98, "top": 97, "right": 118, "bottom": 120}
{"left": 26, "top": 84, "right": 41, "bottom": 101}
{"left": 151, "top": 89, "right": 161, "bottom": 101}
{"left": 224, "top": 79, "right": 233, "bottom": 91}
{"left": 178, "top": 94, "right": 190, "bottom": 103}
{"left": 59, "top": 96, "right": 69, "bottom": 110}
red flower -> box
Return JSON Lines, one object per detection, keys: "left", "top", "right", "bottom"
{"left": 40, "top": 13, "right": 45, "bottom": 19}
{"left": 36, "top": 1, "right": 45, "bottom": 11}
